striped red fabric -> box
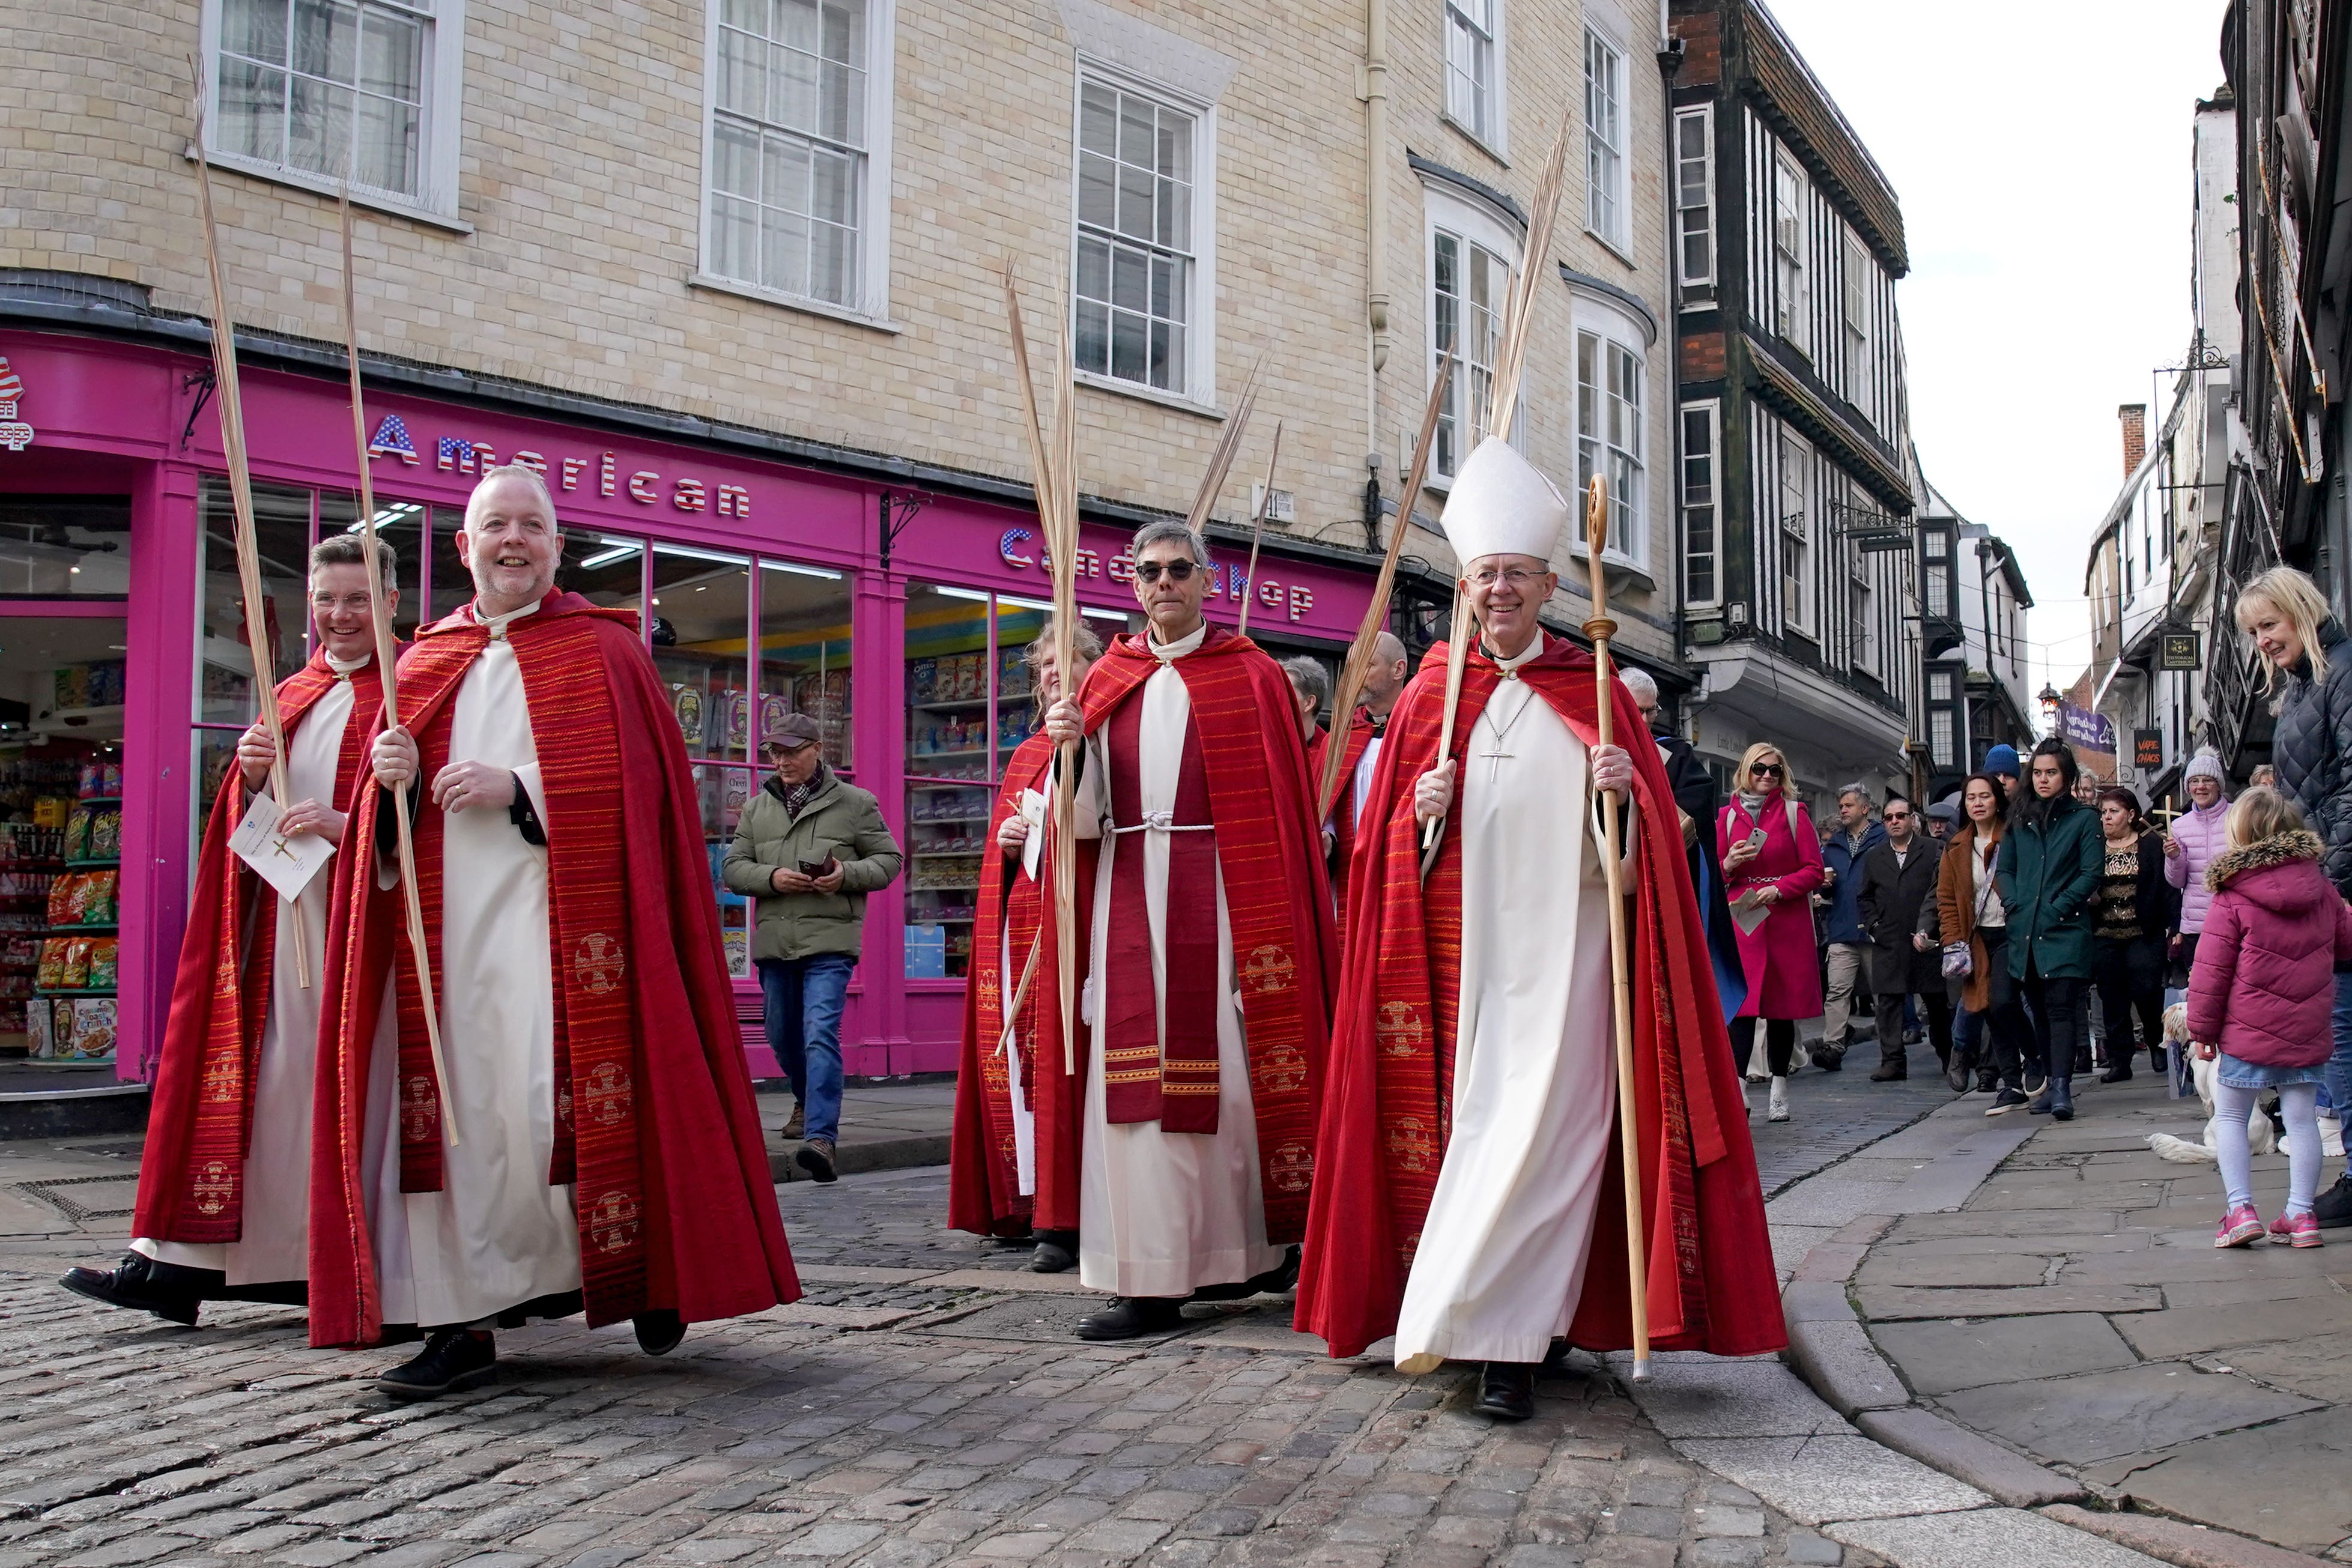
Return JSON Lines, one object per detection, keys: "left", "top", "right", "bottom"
{"left": 132, "top": 655, "right": 387, "bottom": 1245}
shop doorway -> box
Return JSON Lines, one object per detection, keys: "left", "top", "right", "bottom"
{"left": 0, "top": 611, "right": 129, "bottom": 1064}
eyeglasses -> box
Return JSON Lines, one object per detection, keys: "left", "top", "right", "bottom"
{"left": 1884, "top": 811, "right": 1912, "bottom": 822}
{"left": 1468, "top": 567, "right": 1545, "bottom": 588}
{"left": 1749, "top": 763, "right": 1784, "bottom": 778}
{"left": 1134, "top": 559, "right": 1198, "bottom": 584}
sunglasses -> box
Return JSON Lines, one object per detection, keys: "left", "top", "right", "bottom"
{"left": 1749, "top": 763, "right": 1784, "bottom": 778}
{"left": 1134, "top": 559, "right": 1198, "bottom": 584}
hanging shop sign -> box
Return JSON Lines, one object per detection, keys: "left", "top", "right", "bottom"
{"left": 0, "top": 355, "right": 34, "bottom": 452}
{"left": 2159, "top": 631, "right": 2202, "bottom": 671}
{"left": 2134, "top": 728, "right": 2165, "bottom": 771}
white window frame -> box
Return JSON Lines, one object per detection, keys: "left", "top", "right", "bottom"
{"left": 1420, "top": 180, "right": 1522, "bottom": 487}
{"left": 1674, "top": 106, "right": 1715, "bottom": 292}
{"left": 1067, "top": 58, "right": 1218, "bottom": 412}
{"left": 1443, "top": 0, "right": 1506, "bottom": 157}
{"left": 1777, "top": 425, "right": 1813, "bottom": 634}
{"left": 1583, "top": 26, "right": 1629, "bottom": 254}
{"left": 1772, "top": 149, "right": 1808, "bottom": 350}
{"left": 197, "top": 0, "right": 467, "bottom": 228}
{"left": 1679, "top": 399, "right": 1721, "bottom": 607}
{"left": 694, "top": 0, "right": 897, "bottom": 330}
{"left": 1570, "top": 294, "right": 1651, "bottom": 568}
{"left": 1841, "top": 229, "right": 1872, "bottom": 414}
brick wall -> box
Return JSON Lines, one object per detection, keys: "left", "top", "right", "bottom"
{"left": 2, "top": 0, "right": 1681, "bottom": 656}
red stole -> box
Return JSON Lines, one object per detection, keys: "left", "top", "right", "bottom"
{"left": 133, "top": 654, "right": 387, "bottom": 1245}
{"left": 1294, "top": 638, "right": 1784, "bottom": 1360}
{"left": 1038, "top": 626, "right": 1339, "bottom": 1243}
{"left": 308, "top": 592, "right": 797, "bottom": 1346}
{"left": 1100, "top": 693, "right": 1222, "bottom": 1130}
{"left": 948, "top": 733, "right": 1092, "bottom": 1237}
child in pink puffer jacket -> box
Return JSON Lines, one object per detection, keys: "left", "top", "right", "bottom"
{"left": 2186, "top": 788, "right": 2352, "bottom": 1248}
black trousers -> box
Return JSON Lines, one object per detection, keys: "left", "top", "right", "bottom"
{"left": 1873, "top": 985, "right": 1952, "bottom": 1071}
{"left": 1730, "top": 1016, "right": 1798, "bottom": 1077}
{"left": 1970, "top": 927, "right": 2033, "bottom": 1089}
{"left": 2093, "top": 935, "right": 2166, "bottom": 1062}
{"left": 2021, "top": 966, "right": 2087, "bottom": 1083}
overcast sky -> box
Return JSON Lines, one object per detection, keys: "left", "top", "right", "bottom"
{"left": 1759, "top": 0, "right": 2231, "bottom": 703}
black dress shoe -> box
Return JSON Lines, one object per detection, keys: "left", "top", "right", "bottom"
{"left": 2312, "top": 1173, "right": 2352, "bottom": 1229}
{"left": 58, "top": 1254, "right": 213, "bottom": 1327}
{"left": 1192, "top": 1246, "right": 1302, "bottom": 1302}
{"left": 1975, "top": 1069, "right": 1999, "bottom": 1093}
{"left": 1475, "top": 1361, "right": 1536, "bottom": 1420}
{"left": 1870, "top": 1065, "right": 1906, "bottom": 1082}
{"left": 633, "top": 1309, "right": 685, "bottom": 1356}
{"left": 2098, "top": 1061, "right": 2133, "bottom": 1084}
{"left": 377, "top": 1328, "right": 497, "bottom": 1399}
{"left": 1074, "top": 1296, "right": 1186, "bottom": 1340}
{"left": 1027, "top": 1231, "right": 1077, "bottom": 1274}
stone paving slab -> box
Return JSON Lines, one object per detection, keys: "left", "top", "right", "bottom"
{"left": 1932, "top": 1357, "right": 2324, "bottom": 1465}
{"left": 1628, "top": 1358, "right": 1856, "bottom": 1440}
{"left": 1826, "top": 1507, "right": 2171, "bottom": 1568}
{"left": 2112, "top": 1297, "right": 2345, "bottom": 1360}
{"left": 2208, "top": 1339, "right": 2352, "bottom": 1404}
{"left": 1868, "top": 1314, "right": 2139, "bottom": 1396}
{"left": 2077, "top": 1408, "right": 2352, "bottom": 1555}
{"left": 1670, "top": 1435, "right": 1988, "bottom": 1524}
{"left": 1853, "top": 1283, "right": 2162, "bottom": 1321}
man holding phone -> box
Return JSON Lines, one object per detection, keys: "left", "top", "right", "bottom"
{"left": 723, "top": 713, "right": 903, "bottom": 1181}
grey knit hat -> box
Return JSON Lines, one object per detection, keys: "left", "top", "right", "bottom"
{"left": 2183, "top": 749, "right": 2227, "bottom": 789}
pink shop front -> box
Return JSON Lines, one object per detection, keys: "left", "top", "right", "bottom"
{"left": 0, "top": 330, "right": 1374, "bottom": 1081}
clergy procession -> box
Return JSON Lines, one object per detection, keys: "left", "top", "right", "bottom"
{"left": 64, "top": 453, "right": 1780, "bottom": 1418}
{"left": 56, "top": 99, "right": 1781, "bottom": 1427}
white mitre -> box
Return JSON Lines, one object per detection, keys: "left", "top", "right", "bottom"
{"left": 1441, "top": 435, "right": 1570, "bottom": 566}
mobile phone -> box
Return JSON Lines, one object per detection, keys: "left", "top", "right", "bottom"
{"left": 1745, "top": 828, "right": 1768, "bottom": 849}
{"left": 799, "top": 858, "right": 832, "bottom": 877}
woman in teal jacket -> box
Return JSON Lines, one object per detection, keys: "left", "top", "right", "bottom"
{"left": 1997, "top": 738, "right": 2105, "bottom": 1120}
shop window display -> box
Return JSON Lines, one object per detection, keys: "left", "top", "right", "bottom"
{"left": 0, "top": 610, "right": 129, "bottom": 1059}
{"left": 900, "top": 586, "right": 1123, "bottom": 981}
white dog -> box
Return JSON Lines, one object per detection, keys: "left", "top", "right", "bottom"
{"left": 2148, "top": 1004, "right": 2284, "bottom": 1163}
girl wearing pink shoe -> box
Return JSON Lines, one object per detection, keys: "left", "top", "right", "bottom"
{"left": 2185, "top": 787, "right": 2352, "bottom": 1248}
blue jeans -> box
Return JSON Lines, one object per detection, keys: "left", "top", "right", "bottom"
{"left": 760, "top": 954, "right": 855, "bottom": 1145}
{"left": 2329, "top": 972, "right": 2352, "bottom": 1178}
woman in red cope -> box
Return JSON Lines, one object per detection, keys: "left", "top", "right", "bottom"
{"left": 948, "top": 617, "right": 1101, "bottom": 1273}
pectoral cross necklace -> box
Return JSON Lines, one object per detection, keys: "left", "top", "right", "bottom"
{"left": 1478, "top": 682, "right": 1536, "bottom": 782}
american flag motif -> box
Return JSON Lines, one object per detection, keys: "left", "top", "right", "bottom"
{"left": 367, "top": 412, "right": 419, "bottom": 463}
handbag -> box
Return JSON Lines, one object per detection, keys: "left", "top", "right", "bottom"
{"left": 1941, "top": 843, "right": 1999, "bottom": 980}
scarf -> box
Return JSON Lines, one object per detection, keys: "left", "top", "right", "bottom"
{"left": 774, "top": 761, "right": 827, "bottom": 820}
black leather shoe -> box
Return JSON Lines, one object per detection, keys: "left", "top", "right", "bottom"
{"left": 633, "top": 1310, "right": 685, "bottom": 1356}
{"left": 2099, "top": 1060, "right": 2133, "bottom": 1084}
{"left": 2313, "top": 1173, "right": 2352, "bottom": 1229}
{"left": 795, "top": 1138, "right": 838, "bottom": 1184}
{"left": 1028, "top": 1231, "right": 1077, "bottom": 1274}
{"left": 1975, "top": 1069, "right": 1999, "bottom": 1093}
{"left": 1814, "top": 1050, "right": 1844, "bottom": 1073}
{"left": 1192, "top": 1246, "right": 1303, "bottom": 1302}
{"left": 377, "top": 1328, "right": 497, "bottom": 1399}
{"left": 1870, "top": 1065, "right": 1907, "bottom": 1082}
{"left": 58, "top": 1254, "right": 212, "bottom": 1327}
{"left": 1475, "top": 1361, "right": 1536, "bottom": 1420}
{"left": 2050, "top": 1076, "right": 2075, "bottom": 1121}
{"left": 1075, "top": 1296, "right": 1186, "bottom": 1340}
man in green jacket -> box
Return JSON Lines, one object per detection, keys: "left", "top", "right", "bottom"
{"left": 722, "top": 714, "right": 903, "bottom": 1181}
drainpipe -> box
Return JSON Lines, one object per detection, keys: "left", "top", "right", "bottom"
{"left": 1365, "top": 0, "right": 1392, "bottom": 393}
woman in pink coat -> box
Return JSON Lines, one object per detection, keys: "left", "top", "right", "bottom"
{"left": 2162, "top": 749, "right": 2230, "bottom": 988}
{"left": 1717, "top": 742, "right": 1826, "bottom": 1121}
{"left": 2186, "top": 787, "right": 2352, "bottom": 1249}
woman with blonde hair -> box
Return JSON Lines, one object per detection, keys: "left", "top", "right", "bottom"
{"left": 2235, "top": 565, "right": 2352, "bottom": 1227}
{"left": 1716, "top": 742, "right": 1825, "bottom": 1121}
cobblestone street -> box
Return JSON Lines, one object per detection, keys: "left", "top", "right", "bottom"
{"left": 0, "top": 1071, "right": 1959, "bottom": 1568}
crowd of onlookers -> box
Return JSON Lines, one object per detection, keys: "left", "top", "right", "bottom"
{"left": 1703, "top": 563, "right": 2352, "bottom": 1245}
